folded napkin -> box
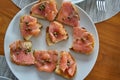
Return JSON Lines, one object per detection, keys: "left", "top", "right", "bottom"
{"left": 12, "top": 0, "right": 120, "bottom": 23}
{"left": 64, "top": 0, "right": 84, "bottom": 3}
{"left": 12, "top": 0, "right": 84, "bottom": 9}
{"left": 12, "top": 0, "right": 37, "bottom": 9}
{"left": 0, "top": 56, "right": 18, "bottom": 80}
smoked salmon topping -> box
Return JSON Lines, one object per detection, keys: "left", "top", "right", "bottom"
{"left": 57, "top": 2, "right": 80, "bottom": 27}
{"left": 59, "top": 51, "right": 76, "bottom": 76}
{"left": 20, "top": 15, "right": 42, "bottom": 40}
{"left": 72, "top": 27, "right": 94, "bottom": 54}
{"left": 9, "top": 40, "right": 35, "bottom": 65}
{"left": 31, "top": 0, "right": 58, "bottom": 21}
{"left": 34, "top": 50, "right": 58, "bottom": 72}
{"left": 48, "top": 21, "right": 68, "bottom": 43}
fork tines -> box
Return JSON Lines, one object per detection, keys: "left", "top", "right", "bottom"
{"left": 96, "top": 0, "right": 106, "bottom": 11}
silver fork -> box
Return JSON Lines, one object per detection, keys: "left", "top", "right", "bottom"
{"left": 96, "top": 0, "right": 106, "bottom": 11}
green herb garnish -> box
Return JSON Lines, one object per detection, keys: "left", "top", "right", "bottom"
{"left": 39, "top": 4, "right": 45, "bottom": 11}
{"left": 26, "top": 49, "right": 31, "bottom": 52}
{"left": 25, "top": 49, "right": 31, "bottom": 54}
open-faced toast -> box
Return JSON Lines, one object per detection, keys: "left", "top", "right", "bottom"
{"left": 34, "top": 50, "right": 58, "bottom": 72}
{"left": 30, "top": 0, "right": 58, "bottom": 21}
{"left": 56, "top": 1, "right": 80, "bottom": 27}
{"left": 20, "top": 15, "right": 42, "bottom": 40}
{"left": 9, "top": 40, "right": 35, "bottom": 65}
{"left": 70, "top": 27, "right": 94, "bottom": 54}
{"left": 46, "top": 21, "right": 68, "bottom": 46}
{"left": 55, "top": 51, "right": 77, "bottom": 79}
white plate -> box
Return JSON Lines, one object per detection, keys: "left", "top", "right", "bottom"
{"left": 4, "top": 1, "right": 99, "bottom": 80}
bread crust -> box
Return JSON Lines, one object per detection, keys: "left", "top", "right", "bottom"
{"left": 46, "top": 27, "right": 55, "bottom": 46}
{"left": 55, "top": 51, "right": 77, "bottom": 79}
{"left": 30, "top": 11, "right": 45, "bottom": 20}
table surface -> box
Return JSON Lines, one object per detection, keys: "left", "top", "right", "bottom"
{"left": 0, "top": 0, "right": 120, "bottom": 80}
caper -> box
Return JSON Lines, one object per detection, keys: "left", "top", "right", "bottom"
{"left": 81, "top": 38, "right": 85, "bottom": 43}
{"left": 67, "top": 60, "right": 71, "bottom": 66}
{"left": 45, "top": 59, "right": 51, "bottom": 63}
{"left": 25, "top": 28, "right": 32, "bottom": 32}
{"left": 39, "top": 4, "right": 45, "bottom": 11}
{"left": 53, "top": 32, "right": 58, "bottom": 37}
{"left": 67, "top": 16, "right": 71, "bottom": 19}
{"left": 25, "top": 49, "right": 31, "bottom": 54}
{"left": 25, "top": 22, "right": 29, "bottom": 26}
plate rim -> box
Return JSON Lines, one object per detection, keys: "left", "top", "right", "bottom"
{"left": 75, "top": 4, "right": 99, "bottom": 79}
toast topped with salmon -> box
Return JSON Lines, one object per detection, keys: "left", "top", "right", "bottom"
{"left": 20, "top": 15, "right": 42, "bottom": 40}
{"left": 46, "top": 21, "right": 68, "bottom": 46}
{"left": 70, "top": 27, "right": 94, "bottom": 54}
{"left": 55, "top": 51, "right": 77, "bottom": 79}
{"left": 30, "top": 0, "right": 58, "bottom": 21}
{"left": 56, "top": 1, "right": 80, "bottom": 27}
{"left": 34, "top": 50, "right": 58, "bottom": 72}
{"left": 9, "top": 40, "right": 35, "bottom": 65}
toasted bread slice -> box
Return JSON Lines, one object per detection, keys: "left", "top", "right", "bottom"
{"left": 70, "top": 27, "right": 94, "bottom": 54}
{"left": 30, "top": 0, "right": 58, "bottom": 21}
{"left": 20, "top": 15, "right": 42, "bottom": 40}
{"left": 56, "top": 1, "right": 80, "bottom": 27}
{"left": 55, "top": 51, "right": 77, "bottom": 79}
{"left": 46, "top": 27, "right": 54, "bottom": 46}
{"left": 46, "top": 21, "right": 68, "bottom": 46}
{"left": 9, "top": 40, "right": 35, "bottom": 66}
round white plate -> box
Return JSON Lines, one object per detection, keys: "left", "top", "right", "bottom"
{"left": 4, "top": 1, "right": 99, "bottom": 80}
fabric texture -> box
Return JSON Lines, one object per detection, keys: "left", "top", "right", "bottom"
{"left": 12, "top": 0, "right": 37, "bottom": 9}
{"left": 0, "top": 56, "right": 18, "bottom": 80}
